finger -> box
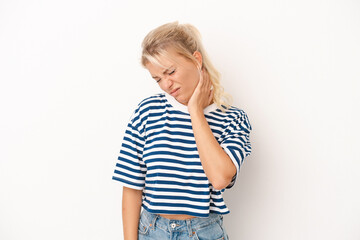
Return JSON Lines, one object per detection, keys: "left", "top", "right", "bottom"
{"left": 204, "top": 70, "right": 212, "bottom": 92}
{"left": 198, "top": 68, "right": 204, "bottom": 87}
{"left": 201, "top": 69, "right": 210, "bottom": 89}
{"left": 209, "top": 89, "right": 214, "bottom": 105}
{"left": 202, "top": 69, "right": 208, "bottom": 82}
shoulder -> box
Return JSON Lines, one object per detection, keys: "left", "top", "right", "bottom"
{"left": 136, "top": 93, "right": 167, "bottom": 110}
{"left": 216, "top": 105, "right": 249, "bottom": 121}
{"left": 131, "top": 93, "right": 166, "bottom": 113}
{"left": 127, "top": 93, "right": 166, "bottom": 129}
{"left": 220, "top": 106, "right": 252, "bottom": 131}
{"left": 130, "top": 93, "right": 167, "bottom": 120}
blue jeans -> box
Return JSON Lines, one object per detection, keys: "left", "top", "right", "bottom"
{"left": 138, "top": 209, "right": 229, "bottom": 240}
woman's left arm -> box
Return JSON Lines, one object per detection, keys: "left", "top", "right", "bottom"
{"left": 190, "top": 110, "right": 236, "bottom": 190}
{"left": 188, "top": 69, "right": 236, "bottom": 190}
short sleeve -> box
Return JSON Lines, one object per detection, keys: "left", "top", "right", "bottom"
{"left": 220, "top": 111, "right": 252, "bottom": 189}
{"left": 112, "top": 109, "right": 147, "bottom": 190}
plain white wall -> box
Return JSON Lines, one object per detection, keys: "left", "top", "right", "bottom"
{"left": 1, "top": 0, "right": 359, "bottom": 239}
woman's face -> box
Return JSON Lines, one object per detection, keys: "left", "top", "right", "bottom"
{"left": 145, "top": 48, "right": 201, "bottom": 106}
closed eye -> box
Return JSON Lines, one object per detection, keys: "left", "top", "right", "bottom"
{"left": 153, "top": 69, "right": 175, "bottom": 83}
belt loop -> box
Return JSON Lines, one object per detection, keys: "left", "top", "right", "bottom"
{"left": 186, "top": 219, "right": 194, "bottom": 237}
{"left": 151, "top": 214, "right": 159, "bottom": 230}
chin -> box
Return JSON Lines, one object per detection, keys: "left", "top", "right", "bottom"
{"left": 175, "top": 97, "right": 188, "bottom": 106}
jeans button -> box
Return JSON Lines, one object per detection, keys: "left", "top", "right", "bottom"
{"left": 171, "top": 223, "right": 176, "bottom": 229}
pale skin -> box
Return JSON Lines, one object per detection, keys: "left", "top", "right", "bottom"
{"left": 122, "top": 47, "right": 237, "bottom": 240}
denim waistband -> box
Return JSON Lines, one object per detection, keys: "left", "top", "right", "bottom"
{"left": 140, "top": 208, "right": 223, "bottom": 234}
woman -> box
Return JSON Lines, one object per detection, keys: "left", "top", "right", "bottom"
{"left": 112, "top": 21, "right": 252, "bottom": 240}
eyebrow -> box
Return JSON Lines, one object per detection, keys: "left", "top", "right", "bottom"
{"left": 151, "top": 65, "right": 174, "bottom": 79}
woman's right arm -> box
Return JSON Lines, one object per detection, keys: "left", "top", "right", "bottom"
{"left": 122, "top": 186, "right": 143, "bottom": 240}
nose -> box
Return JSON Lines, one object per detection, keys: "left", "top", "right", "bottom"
{"left": 163, "top": 76, "right": 174, "bottom": 90}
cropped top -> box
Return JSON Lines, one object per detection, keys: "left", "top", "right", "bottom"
{"left": 112, "top": 92, "right": 252, "bottom": 217}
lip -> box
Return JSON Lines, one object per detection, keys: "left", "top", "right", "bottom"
{"left": 170, "top": 88, "right": 180, "bottom": 96}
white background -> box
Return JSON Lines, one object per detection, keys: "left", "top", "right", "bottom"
{"left": 1, "top": 0, "right": 359, "bottom": 239}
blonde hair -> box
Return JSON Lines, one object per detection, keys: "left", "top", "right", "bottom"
{"left": 141, "top": 21, "right": 232, "bottom": 112}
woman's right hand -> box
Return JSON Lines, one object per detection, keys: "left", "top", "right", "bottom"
{"left": 187, "top": 68, "right": 214, "bottom": 114}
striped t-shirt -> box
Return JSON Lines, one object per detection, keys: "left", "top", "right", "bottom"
{"left": 112, "top": 92, "right": 252, "bottom": 217}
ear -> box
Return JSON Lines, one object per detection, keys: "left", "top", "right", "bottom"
{"left": 192, "top": 51, "right": 203, "bottom": 69}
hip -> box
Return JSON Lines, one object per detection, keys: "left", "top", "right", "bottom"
{"left": 138, "top": 208, "right": 229, "bottom": 240}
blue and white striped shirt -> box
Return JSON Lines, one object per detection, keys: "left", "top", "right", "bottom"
{"left": 112, "top": 92, "right": 252, "bottom": 217}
